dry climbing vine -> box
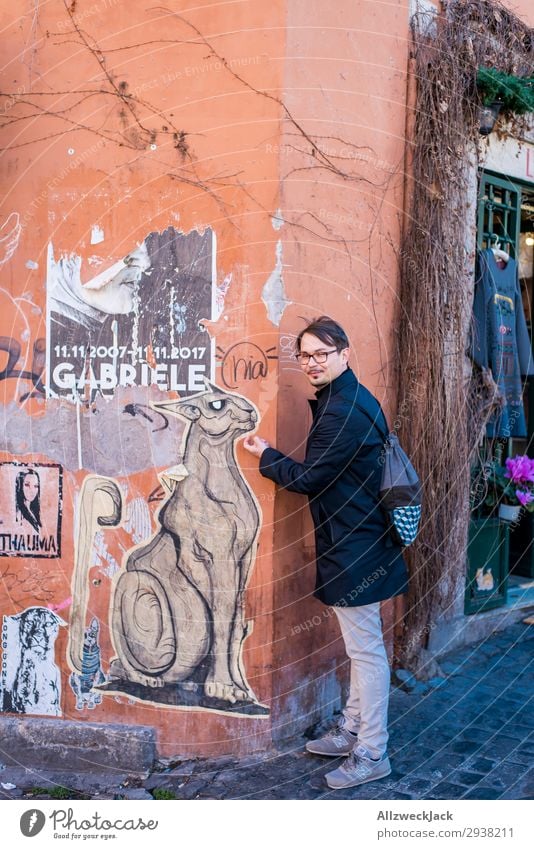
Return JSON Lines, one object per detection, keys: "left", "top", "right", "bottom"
{"left": 0, "top": 0, "right": 382, "bottom": 250}
{"left": 396, "top": 0, "right": 534, "bottom": 674}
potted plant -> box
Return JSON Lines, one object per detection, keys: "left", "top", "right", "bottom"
{"left": 476, "top": 67, "right": 534, "bottom": 134}
{"left": 485, "top": 454, "right": 534, "bottom": 522}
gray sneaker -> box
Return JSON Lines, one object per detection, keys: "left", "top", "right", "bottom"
{"left": 325, "top": 744, "right": 391, "bottom": 789}
{"left": 305, "top": 718, "right": 358, "bottom": 757}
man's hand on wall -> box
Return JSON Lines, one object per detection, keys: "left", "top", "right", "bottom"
{"left": 243, "top": 436, "right": 271, "bottom": 458}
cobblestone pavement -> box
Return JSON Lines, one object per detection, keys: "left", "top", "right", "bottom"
{"left": 1, "top": 622, "right": 533, "bottom": 801}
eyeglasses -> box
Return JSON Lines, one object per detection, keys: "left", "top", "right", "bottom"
{"left": 295, "top": 348, "right": 339, "bottom": 365}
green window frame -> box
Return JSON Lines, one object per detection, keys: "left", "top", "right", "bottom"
{"left": 477, "top": 171, "right": 521, "bottom": 258}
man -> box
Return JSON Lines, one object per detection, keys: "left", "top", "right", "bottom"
{"left": 243, "top": 316, "right": 408, "bottom": 789}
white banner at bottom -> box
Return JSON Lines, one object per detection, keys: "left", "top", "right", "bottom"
{"left": 2, "top": 799, "right": 532, "bottom": 848}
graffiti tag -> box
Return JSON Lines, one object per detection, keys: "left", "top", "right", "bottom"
{"left": 218, "top": 342, "right": 277, "bottom": 390}
{"left": 0, "top": 336, "right": 46, "bottom": 400}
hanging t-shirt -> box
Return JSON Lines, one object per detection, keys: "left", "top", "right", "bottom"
{"left": 470, "top": 248, "right": 534, "bottom": 438}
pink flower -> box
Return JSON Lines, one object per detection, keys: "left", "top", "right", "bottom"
{"left": 505, "top": 455, "right": 534, "bottom": 484}
{"left": 516, "top": 490, "right": 534, "bottom": 507}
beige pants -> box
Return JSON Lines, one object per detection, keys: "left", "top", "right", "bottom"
{"left": 333, "top": 601, "right": 390, "bottom": 758}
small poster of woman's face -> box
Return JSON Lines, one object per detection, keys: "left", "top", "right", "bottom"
{"left": 0, "top": 462, "right": 62, "bottom": 558}
{"left": 15, "top": 469, "right": 41, "bottom": 533}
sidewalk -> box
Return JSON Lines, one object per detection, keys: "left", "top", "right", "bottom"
{"left": 1, "top": 622, "right": 532, "bottom": 801}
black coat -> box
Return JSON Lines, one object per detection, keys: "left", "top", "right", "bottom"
{"left": 259, "top": 368, "right": 408, "bottom": 606}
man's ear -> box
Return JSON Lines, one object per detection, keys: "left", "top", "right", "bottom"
{"left": 341, "top": 347, "right": 350, "bottom": 364}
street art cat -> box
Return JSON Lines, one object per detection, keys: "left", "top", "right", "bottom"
{"left": 108, "top": 381, "right": 264, "bottom": 710}
{"left": 69, "top": 617, "right": 106, "bottom": 710}
{"left": 0, "top": 606, "right": 66, "bottom": 716}
{"left": 68, "top": 381, "right": 266, "bottom": 715}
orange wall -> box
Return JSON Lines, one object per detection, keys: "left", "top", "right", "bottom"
{"left": 270, "top": 0, "right": 411, "bottom": 738}
{"left": 0, "top": 0, "right": 411, "bottom": 755}
{"left": 503, "top": 0, "right": 534, "bottom": 24}
{"left": 0, "top": 0, "right": 285, "bottom": 757}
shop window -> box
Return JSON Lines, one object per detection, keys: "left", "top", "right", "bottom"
{"left": 473, "top": 173, "right": 534, "bottom": 464}
{"left": 468, "top": 172, "right": 534, "bottom": 601}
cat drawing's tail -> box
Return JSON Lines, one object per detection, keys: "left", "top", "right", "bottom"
{"left": 67, "top": 476, "right": 122, "bottom": 674}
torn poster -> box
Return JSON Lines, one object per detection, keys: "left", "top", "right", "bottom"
{"left": 46, "top": 227, "right": 215, "bottom": 401}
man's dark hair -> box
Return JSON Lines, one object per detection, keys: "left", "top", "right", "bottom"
{"left": 296, "top": 316, "right": 349, "bottom": 353}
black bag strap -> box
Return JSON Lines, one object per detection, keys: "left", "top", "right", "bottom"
{"left": 348, "top": 404, "right": 395, "bottom": 547}
{"left": 348, "top": 402, "right": 388, "bottom": 504}
{"left": 352, "top": 401, "right": 390, "bottom": 444}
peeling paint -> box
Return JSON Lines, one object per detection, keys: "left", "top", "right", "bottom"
{"left": 91, "top": 530, "right": 121, "bottom": 579}
{"left": 215, "top": 272, "right": 232, "bottom": 319}
{"left": 25, "top": 260, "right": 38, "bottom": 270}
{"left": 271, "top": 209, "right": 284, "bottom": 230}
{"left": 124, "top": 497, "right": 152, "bottom": 544}
{"left": 90, "top": 225, "right": 105, "bottom": 245}
{"left": 261, "top": 240, "right": 290, "bottom": 326}
{"left": 0, "top": 386, "right": 186, "bottom": 476}
{"left": 0, "top": 213, "right": 21, "bottom": 265}
{"left": 174, "top": 303, "right": 187, "bottom": 333}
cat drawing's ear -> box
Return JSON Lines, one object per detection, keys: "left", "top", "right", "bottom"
{"left": 202, "top": 378, "right": 225, "bottom": 395}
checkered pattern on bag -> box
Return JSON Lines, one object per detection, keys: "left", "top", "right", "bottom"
{"left": 391, "top": 504, "right": 422, "bottom": 546}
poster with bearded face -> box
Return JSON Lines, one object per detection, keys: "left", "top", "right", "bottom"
{"left": 46, "top": 227, "right": 215, "bottom": 402}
